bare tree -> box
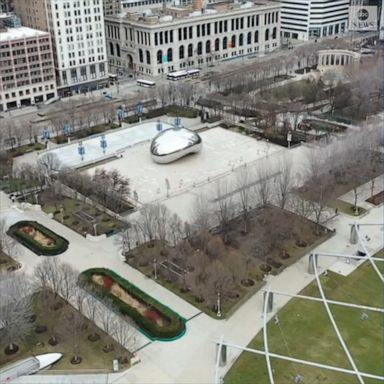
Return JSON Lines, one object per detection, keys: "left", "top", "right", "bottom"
{"left": 37, "top": 152, "right": 61, "bottom": 184}
{"left": 113, "top": 318, "right": 136, "bottom": 350}
{"left": 274, "top": 158, "right": 293, "bottom": 210}
{"left": 255, "top": 163, "right": 273, "bottom": 207}
{"left": 34, "top": 258, "right": 62, "bottom": 297}
{"left": 0, "top": 219, "right": 18, "bottom": 259}
{"left": 168, "top": 213, "right": 184, "bottom": 246}
{"left": 0, "top": 272, "right": 35, "bottom": 352}
{"left": 190, "top": 194, "right": 212, "bottom": 252}
{"left": 58, "top": 262, "right": 78, "bottom": 303}
{"left": 213, "top": 179, "right": 235, "bottom": 241}
{"left": 236, "top": 165, "right": 253, "bottom": 233}
{"left": 98, "top": 298, "right": 117, "bottom": 335}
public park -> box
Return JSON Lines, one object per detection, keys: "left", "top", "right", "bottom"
{"left": 0, "top": 29, "right": 383, "bottom": 384}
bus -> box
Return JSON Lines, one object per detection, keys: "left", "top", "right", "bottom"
{"left": 137, "top": 79, "right": 156, "bottom": 88}
{"left": 167, "top": 69, "right": 201, "bottom": 81}
{"left": 187, "top": 69, "right": 201, "bottom": 78}
{"left": 166, "top": 70, "right": 188, "bottom": 81}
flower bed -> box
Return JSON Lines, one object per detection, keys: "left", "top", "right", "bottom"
{"left": 366, "top": 190, "right": 384, "bottom": 206}
{"left": 7, "top": 221, "right": 69, "bottom": 256}
{"left": 81, "top": 268, "right": 186, "bottom": 341}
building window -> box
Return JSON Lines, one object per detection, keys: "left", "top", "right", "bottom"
{"left": 179, "top": 45, "right": 184, "bottom": 59}
{"left": 157, "top": 50, "right": 162, "bottom": 64}
{"left": 223, "top": 36, "right": 227, "bottom": 50}
{"left": 239, "top": 33, "right": 243, "bottom": 46}
{"left": 206, "top": 41, "right": 211, "bottom": 54}
{"left": 188, "top": 43, "right": 193, "bottom": 57}
{"left": 116, "top": 43, "right": 121, "bottom": 57}
{"left": 272, "top": 27, "right": 277, "bottom": 40}
{"left": 231, "top": 35, "right": 236, "bottom": 48}
{"left": 109, "top": 42, "right": 114, "bottom": 56}
{"left": 254, "top": 30, "right": 259, "bottom": 43}
{"left": 215, "top": 38, "right": 220, "bottom": 51}
{"left": 247, "top": 32, "right": 251, "bottom": 45}
{"left": 265, "top": 29, "right": 269, "bottom": 41}
{"left": 167, "top": 48, "right": 173, "bottom": 62}
{"left": 146, "top": 50, "right": 151, "bottom": 64}
{"left": 197, "top": 42, "right": 202, "bottom": 55}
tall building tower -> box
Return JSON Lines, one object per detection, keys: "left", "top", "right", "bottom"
{"left": 276, "top": 0, "right": 350, "bottom": 41}
{"left": 14, "top": 0, "right": 108, "bottom": 96}
{"left": 103, "top": 0, "right": 122, "bottom": 16}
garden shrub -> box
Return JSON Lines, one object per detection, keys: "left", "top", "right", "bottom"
{"left": 81, "top": 268, "right": 186, "bottom": 340}
{"left": 7, "top": 221, "right": 69, "bottom": 256}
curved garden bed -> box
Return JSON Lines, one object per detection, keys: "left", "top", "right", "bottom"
{"left": 7, "top": 221, "right": 69, "bottom": 256}
{"left": 81, "top": 268, "right": 186, "bottom": 341}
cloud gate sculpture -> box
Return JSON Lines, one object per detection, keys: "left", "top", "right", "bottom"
{"left": 150, "top": 127, "right": 202, "bottom": 164}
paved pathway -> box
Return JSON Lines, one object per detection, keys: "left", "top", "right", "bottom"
{"left": 4, "top": 186, "right": 383, "bottom": 383}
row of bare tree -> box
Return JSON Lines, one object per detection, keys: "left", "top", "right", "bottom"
{"left": 0, "top": 258, "right": 136, "bottom": 355}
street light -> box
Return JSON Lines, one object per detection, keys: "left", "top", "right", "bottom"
{"left": 216, "top": 290, "right": 222, "bottom": 317}
{"left": 153, "top": 258, "right": 158, "bottom": 279}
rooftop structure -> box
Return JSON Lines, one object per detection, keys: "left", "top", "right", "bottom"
{"left": 105, "top": 0, "right": 281, "bottom": 78}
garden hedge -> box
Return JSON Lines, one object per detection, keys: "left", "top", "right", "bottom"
{"left": 7, "top": 221, "right": 69, "bottom": 256}
{"left": 81, "top": 268, "right": 186, "bottom": 341}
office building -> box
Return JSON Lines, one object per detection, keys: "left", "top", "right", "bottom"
{"left": 105, "top": 0, "right": 281, "bottom": 77}
{"left": 14, "top": 0, "right": 108, "bottom": 96}
{"left": 277, "top": 0, "right": 350, "bottom": 41}
{"left": 0, "top": 26, "right": 57, "bottom": 111}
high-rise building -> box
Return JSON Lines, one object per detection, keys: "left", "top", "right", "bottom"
{"left": 105, "top": 0, "right": 281, "bottom": 78}
{"left": 103, "top": 0, "right": 121, "bottom": 16}
{"left": 0, "top": 26, "right": 57, "bottom": 112}
{"left": 14, "top": 0, "right": 108, "bottom": 96}
{"left": 276, "top": 0, "right": 350, "bottom": 41}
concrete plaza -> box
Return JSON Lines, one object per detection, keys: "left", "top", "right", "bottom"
{"left": 88, "top": 127, "right": 285, "bottom": 205}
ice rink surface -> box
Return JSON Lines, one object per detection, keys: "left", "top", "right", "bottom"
{"left": 42, "top": 121, "right": 173, "bottom": 168}
{"left": 88, "top": 127, "right": 285, "bottom": 205}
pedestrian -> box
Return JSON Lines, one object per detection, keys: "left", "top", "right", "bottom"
{"left": 335, "top": 208, "right": 338, "bottom": 215}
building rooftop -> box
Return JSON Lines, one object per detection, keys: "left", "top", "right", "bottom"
{"left": 0, "top": 26, "right": 48, "bottom": 42}
{"left": 110, "top": 0, "right": 279, "bottom": 25}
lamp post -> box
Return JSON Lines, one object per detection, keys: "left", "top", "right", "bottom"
{"left": 153, "top": 258, "right": 158, "bottom": 279}
{"left": 216, "top": 289, "right": 222, "bottom": 318}
{"left": 60, "top": 205, "right": 64, "bottom": 224}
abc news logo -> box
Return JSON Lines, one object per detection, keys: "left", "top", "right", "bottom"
{"left": 352, "top": 7, "right": 376, "bottom": 29}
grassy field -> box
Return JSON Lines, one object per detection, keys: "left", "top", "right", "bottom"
{"left": 329, "top": 199, "right": 367, "bottom": 217}
{"left": 33, "top": 193, "right": 126, "bottom": 237}
{"left": 225, "top": 250, "right": 384, "bottom": 384}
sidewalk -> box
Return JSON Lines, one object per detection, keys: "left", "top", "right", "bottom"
{"left": 3, "top": 187, "right": 383, "bottom": 383}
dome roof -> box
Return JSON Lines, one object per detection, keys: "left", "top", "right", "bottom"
{"left": 150, "top": 127, "right": 202, "bottom": 164}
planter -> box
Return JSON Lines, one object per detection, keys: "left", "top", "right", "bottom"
{"left": 48, "top": 337, "right": 59, "bottom": 346}
{"left": 88, "top": 333, "right": 100, "bottom": 342}
{"left": 7, "top": 221, "right": 69, "bottom": 256}
{"left": 241, "top": 278, "right": 255, "bottom": 287}
{"left": 259, "top": 264, "right": 272, "bottom": 273}
{"left": 81, "top": 268, "right": 186, "bottom": 341}
{"left": 4, "top": 344, "right": 19, "bottom": 355}
{"left": 102, "top": 344, "right": 114, "bottom": 353}
{"left": 70, "top": 356, "right": 82, "bottom": 365}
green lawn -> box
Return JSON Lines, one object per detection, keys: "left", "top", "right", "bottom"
{"left": 225, "top": 250, "right": 384, "bottom": 384}
{"left": 35, "top": 194, "right": 126, "bottom": 237}
{"left": 8, "top": 142, "right": 45, "bottom": 157}
{"left": 329, "top": 199, "right": 367, "bottom": 217}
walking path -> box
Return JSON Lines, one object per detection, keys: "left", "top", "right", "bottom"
{"left": 3, "top": 185, "right": 382, "bottom": 383}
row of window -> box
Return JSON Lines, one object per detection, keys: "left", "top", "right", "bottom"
{"left": 136, "top": 29, "right": 277, "bottom": 66}
{"left": 1, "top": 84, "right": 55, "bottom": 100}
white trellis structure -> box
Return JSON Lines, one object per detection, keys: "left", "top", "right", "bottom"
{"left": 214, "top": 221, "right": 384, "bottom": 384}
